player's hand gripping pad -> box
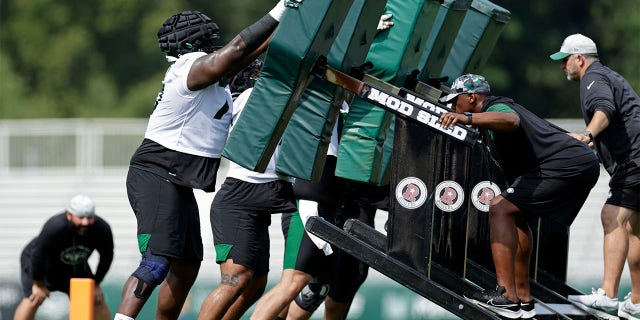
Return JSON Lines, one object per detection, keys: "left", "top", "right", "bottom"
{"left": 222, "top": 0, "right": 354, "bottom": 172}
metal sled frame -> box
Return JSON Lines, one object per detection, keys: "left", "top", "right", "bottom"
{"left": 308, "top": 56, "right": 597, "bottom": 320}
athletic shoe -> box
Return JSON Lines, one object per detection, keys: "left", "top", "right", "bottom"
{"left": 463, "top": 285, "right": 522, "bottom": 319}
{"left": 521, "top": 299, "right": 536, "bottom": 319}
{"left": 568, "top": 288, "right": 618, "bottom": 320}
{"left": 619, "top": 292, "right": 640, "bottom": 320}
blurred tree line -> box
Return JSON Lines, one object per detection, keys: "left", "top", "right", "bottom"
{"left": 0, "top": 0, "right": 638, "bottom": 119}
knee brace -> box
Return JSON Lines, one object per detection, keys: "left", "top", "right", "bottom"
{"left": 294, "top": 279, "right": 330, "bottom": 312}
{"left": 131, "top": 252, "right": 170, "bottom": 299}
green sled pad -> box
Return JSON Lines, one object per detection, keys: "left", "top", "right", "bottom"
{"left": 335, "top": 0, "right": 442, "bottom": 185}
{"left": 275, "top": 0, "right": 387, "bottom": 181}
{"left": 439, "top": 0, "right": 510, "bottom": 85}
{"left": 418, "top": 0, "right": 472, "bottom": 83}
{"left": 222, "top": 0, "right": 354, "bottom": 172}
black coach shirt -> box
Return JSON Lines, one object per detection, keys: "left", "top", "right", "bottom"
{"left": 23, "top": 213, "right": 114, "bottom": 285}
{"left": 580, "top": 61, "right": 640, "bottom": 174}
{"left": 481, "top": 96, "right": 598, "bottom": 184}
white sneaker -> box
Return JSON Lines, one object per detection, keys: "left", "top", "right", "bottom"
{"left": 568, "top": 288, "right": 618, "bottom": 319}
{"left": 619, "top": 292, "right": 640, "bottom": 320}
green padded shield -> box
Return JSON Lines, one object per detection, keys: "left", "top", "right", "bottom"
{"left": 335, "top": 0, "right": 442, "bottom": 184}
{"left": 222, "top": 0, "right": 354, "bottom": 172}
{"left": 440, "top": 0, "right": 510, "bottom": 85}
{"left": 418, "top": 0, "right": 472, "bottom": 83}
{"left": 275, "top": 0, "right": 387, "bottom": 181}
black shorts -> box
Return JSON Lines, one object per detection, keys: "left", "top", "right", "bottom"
{"left": 503, "top": 161, "right": 600, "bottom": 225}
{"left": 211, "top": 178, "right": 296, "bottom": 276}
{"left": 607, "top": 161, "right": 640, "bottom": 211}
{"left": 20, "top": 251, "right": 92, "bottom": 297}
{"left": 280, "top": 205, "right": 339, "bottom": 281}
{"left": 294, "top": 156, "right": 346, "bottom": 204}
{"left": 126, "top": 167, "right": 203, "bottom": 261}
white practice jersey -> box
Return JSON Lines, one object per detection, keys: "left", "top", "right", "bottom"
{"left": 145, "top": 52, "right": 233, "bottom": 158}
{"left": 226, "top": 88, "right": 291, "bottom": 183}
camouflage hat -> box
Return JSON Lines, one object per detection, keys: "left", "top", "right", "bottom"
{"left": 440, "top": 74, "right": 491, "bottom": 103}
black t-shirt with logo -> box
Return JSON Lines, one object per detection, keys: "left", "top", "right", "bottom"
{"left": 22, "top": 213, "right": 114, "bottom": 286}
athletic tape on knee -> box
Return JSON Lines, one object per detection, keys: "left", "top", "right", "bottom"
{"left": 131, "top": 252, "right": 170, "bottom": 299}
{"left": 294, "top": 280, "right": 330, "bottom": 312}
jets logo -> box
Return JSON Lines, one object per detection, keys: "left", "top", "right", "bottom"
{"left": 395, "top": 177, "right": 427, "bottom": 209}
{"left": 471, "top": 181, "right": 501, "bottom": 212}
{"left": 60, "top": 245, "right": 91, "bottom": 265}
{"left": 434, "top": 181, "right": 464, "bottom": 212}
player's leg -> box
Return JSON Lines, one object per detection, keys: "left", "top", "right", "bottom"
{"left": 116, "top": 167, "right": 202, "bottom": 319}
{"left": 627, "top": 210, "right": 640, "bottom": 301}
{"left": 157, "top": 259, "right": 200, "bottom": 320}
{"left": 14, "top": 251, "right": 44, "bottom": 320}
{"left": 93, "top": 284, "right": 112, "bottom": 320}
{"left": 322, "top": 186, "right": 380, "bottom": 320}
{"left": 251, "top": 210, "right": 318, "bottom": 320}
{"left": 157, "top": 185, "right": 203, "bottom": 320}
{"left": 200, "top": 206, "right": 272, "bottom": 320}
{"left": 286, "top": 277, "right": 331, "bottom": 320}
{"left": 224, "top": 274, "right": 269, "bottom": 320}
{"left": 514, "top": 218, "right": 533, "bottom": 303}
{"left": 285, "top": 299, "right": 313, "bottom": 320}
{"left": 487, "top": 195, "right": 521, "bottom": 302}
{"left": 251, "top": 269, "right": 312, "bottom": 320}
{"left": 601, "top": 204, "right": 634, "bottom": 298}
{"left": 198, "top": 259, "right": 256, "bottom": 320}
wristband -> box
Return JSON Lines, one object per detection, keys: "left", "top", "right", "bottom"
{"left": 464, "top": 112, "right": 472, "bottom": 125}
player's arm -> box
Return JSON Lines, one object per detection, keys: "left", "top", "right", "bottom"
{"left": 27, "top": 218, "right": 61, "bottom": 304}
{"left": 470, "top": 111, "right": 520, "bottom": 131}
{"left": 30, "top": 219, "right": 61, "bottom": 286}
{"left": 94, "top": 220, "right": 114, "bottom": 284}
{"left": 568, "top": 110, "right": 609, "bottom": 145}
{"left": 440, "top": 103, "right": 520, "bottom": 131}
{"left": 187, "top": 0, "right": 289, "bottom": 90}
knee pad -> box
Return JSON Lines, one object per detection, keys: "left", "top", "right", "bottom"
{"left": 294, "top": 279, "right": 330, "bottom": 312}
{"left": 131, "top": 252, "right": 170, "bottom": 299}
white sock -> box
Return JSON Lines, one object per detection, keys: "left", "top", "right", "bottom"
{"left": 114, "top": 313, "right": 134, "bottom": 320}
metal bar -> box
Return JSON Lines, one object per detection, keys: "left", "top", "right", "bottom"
{"left": 312, "top": 57, "right": 479, "bottom": 147}
{"left": 306, "top": 216, "right": 502, "bottom": 320}
{"left": 466, "top": 260, "right": 590, "bottom": 320}
{"left": 342, "top": 218, "right": 386, "bottom": 251}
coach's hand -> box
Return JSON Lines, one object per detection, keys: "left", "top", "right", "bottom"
{"left": 94, "top": 285, "right": 106, "bottom": 305}
{"left": 29, "top": 281, "right": 50, "bottom": 306}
